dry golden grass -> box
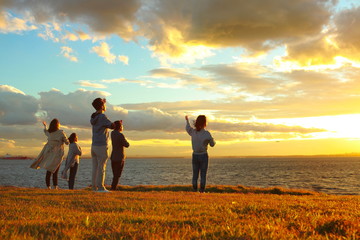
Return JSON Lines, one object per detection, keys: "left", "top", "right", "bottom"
{"left": 0, "top": 185, "right": 359, "bottom": 239}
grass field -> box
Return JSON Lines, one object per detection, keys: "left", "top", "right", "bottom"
{"left": 0, "top": 185, "right": 359, "bottom": 239}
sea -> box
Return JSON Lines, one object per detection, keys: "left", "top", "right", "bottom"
{"left": 0, "top": 157, "right": 359, "bottom": 195}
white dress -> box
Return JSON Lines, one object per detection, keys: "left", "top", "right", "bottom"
{"left": 30, "top": 129, "right": 69, "bottom": 173}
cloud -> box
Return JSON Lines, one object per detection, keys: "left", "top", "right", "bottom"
{"left": 77, "top": 80, "right": 107, "bottom": 89}
{"left": 274, "top": 6, "right": 360, "bottom": 69}
{"left": 0, "top": 85, "right": 339, "bottom": 158}
{"left": 0, "top": 85, "right": 39, "bottom": 125}
{"left": 6, "top": 87, "right": 322, "bottom": 135}
{"left": 63, "top": 30, "right": 93, "bottom": 42}
{"left": 0, "top": 138, "right": 15, "bottom": 150}
{"left": 100, "top": 77, "right": 154, "bottom": 88}
{"left": 63, "top": 31, "right": 78, "bottom": 41}
{"left": 76, "top": 30, "right": 91, "bottom": 41}
{"left": 138, "top": 0, "right": 334, "bottom": 57}
{"left": 91, "top": 42, "right": 117, "bottom": 64}
{"left": 334, "top": 6, "right": 360, "bottom": 59}
{"left": 148, "top": 67, "right": 212, "bottom": 90}
{"left": 38, "top": 89, "right": 114, "bottom": 127}
{"left": 0, "top": 85, "right": 25, "bottom": 95}
{"left": 1, "top": 0, "right": 141, "bottom": 38}
{"left": 37, "top": 22, "right": 60, "bottom": 42}
{"left": 118, "top": 55, "right": 129, "bottom": 65}
{"left": 60, "top": 46, "right": 78, "bottom": 62}
{"left": 148, "top": 62, "right": 285, "bottom": 96}
{"left": 101, "top": 78, "right": 127, "bottom": 84}
{"left": 211, "top": 122, "right": 325, "bottom": 134}
{"left": 121, "top": 65, "right": 360, "bottom": 120}
{"left": 0, "top": 11, "right": 37, "bottom": 33}
{"left": 1, "top": 0, "right": 336, "bottom": 61}
{"left": 91, "top": 43, "right": 130, "bottom": 64}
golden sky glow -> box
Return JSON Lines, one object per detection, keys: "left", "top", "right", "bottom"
{"left": 1, "top": 0, "right": 360, "bottom": 157}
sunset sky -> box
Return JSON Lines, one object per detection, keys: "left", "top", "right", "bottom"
{"left": 2, "top": 0, "right": 360, "bottom": 157}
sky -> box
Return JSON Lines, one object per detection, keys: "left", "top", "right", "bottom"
{"left": 2, "top": 0, "right": 360, "bottom": 157}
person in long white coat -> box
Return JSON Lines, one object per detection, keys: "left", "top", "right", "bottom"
{"left": 30, "top": 119, "right": 69, "bottom": 189}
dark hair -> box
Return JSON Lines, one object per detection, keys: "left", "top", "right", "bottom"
{"left": 92, "top": 98, "right": 106, "bottom": 110}
{"left": 48, "top": 118, "right": 60, "bottom": 133}
{"left": 68, "top": 133, "right": 77, "bottom": 143}
{"left": 194, "top": 115, "right": 207, "bottom": 131}
{"left": 114, "top": 120, "right": 122, "bottom": 131}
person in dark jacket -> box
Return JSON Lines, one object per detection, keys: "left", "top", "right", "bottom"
{"left": 110, "top": 120, "right": 130, "bottom": 190}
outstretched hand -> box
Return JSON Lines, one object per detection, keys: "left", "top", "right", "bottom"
{"left": 42, "top": 121, "right": 47, "bottom": 127}
{"left": 185, "top": 115, "right": 189, "bottom": 121}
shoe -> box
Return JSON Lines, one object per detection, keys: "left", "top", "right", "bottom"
{"left": 97, "top": 189, "right": 110, "bottom": 193}
{"left": 47, "top": 186, "right": 51, "bottom": 190}
{"left": 54, "top": 186, "right": 59, "bottom": 190}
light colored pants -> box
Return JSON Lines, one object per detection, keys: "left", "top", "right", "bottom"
{"left": 91, "top": 145, "right": 109, "bottom": 191}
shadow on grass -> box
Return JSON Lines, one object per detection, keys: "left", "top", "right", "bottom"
{"left": 107, "top": 185, "right": 316, "bottom": 196}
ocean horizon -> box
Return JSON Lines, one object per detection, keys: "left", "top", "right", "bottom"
{"left": 0, "top": 156, "right": 359, "bottom": 195}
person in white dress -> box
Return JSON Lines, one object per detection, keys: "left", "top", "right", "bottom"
{"left": 30, "top": 119, "right": 69, "bottom": 189}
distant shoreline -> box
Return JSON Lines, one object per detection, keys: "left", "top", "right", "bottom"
{"left": 0, "top": 156, "right": 33, "bottom": 160}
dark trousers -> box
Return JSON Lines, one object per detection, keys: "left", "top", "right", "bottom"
{"left": 111, "top": 160, "right": 125, "bottom": 190}
{"left": 46, "top": 166, "right": 60, "bottom": 187}
{"left": 192, "top": 153, "right": 209, "bottom": 192}
{"left": 68, "top": 163, "right": 79, "bottom": 190}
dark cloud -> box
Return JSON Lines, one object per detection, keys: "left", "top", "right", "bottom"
{"left": 1, "top": 0, "right": 141, "bottom": 38}
{"left": 1, "top": 0, "right": 335, "bottom": 56}
{"left": 0, "top": 85, "right": 39, "bottom": 125}
{"left": 139, "top": 0, "right": 334, "bottom": 55}
{"left": 334, "top": 6, "right": 360, "bottom": 55}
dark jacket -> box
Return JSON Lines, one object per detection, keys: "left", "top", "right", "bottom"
{"left": 110, "top": 130, "right": 130, "bottom": 162}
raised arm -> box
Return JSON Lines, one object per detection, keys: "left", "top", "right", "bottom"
{"left": 62, "top": 131, "right": 70, "bottom": 145}
{"left": 42, "top": 121, "right": 49, "bottom": 136}
{"left": 185, "top": 115, "right": 193, "bottom": 136}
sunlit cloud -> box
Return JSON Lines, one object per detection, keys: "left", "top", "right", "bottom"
{"left": 101, "top": 78, "right": 127, "bottom": 83}
{"left": 37, "top": 23, "right": 60, "bottom": 42}
{"left": 100, "top": 78, "right": 154, "bottom": 87}
{"left": 138, "top": 0, "right": 334, "bottom": 59}
{"left": 91, "top": 42, "right": 117, "bottom": 64}
{"left": 0, "top": 85, "right": 25, "bottom": 95}
{"left": 1, "top": 0, "right": 335, "bottom": 61}
{"left": 77, "top": 80, "right": 107, "bottom": 89}
{"left": 60, "top": 46, "right": 78, "bottom": 62}
{"left": 63, "top": 31, "right": 79, "bottom": 41}
{"left": 118, "top": 55, "right": 129, "bottom": 65}
{"left": 76, "top": 30, "right": 91, "bottom": 41}
{"left": 0, "top": 138, "right": 16, "bottom": 149}
{"left": 0, "top": 11, "right": 37, "bottom": 33}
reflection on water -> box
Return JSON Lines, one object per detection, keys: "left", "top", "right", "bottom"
{"left": 0, "top": 157, "right": 359, "bottom": 195}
